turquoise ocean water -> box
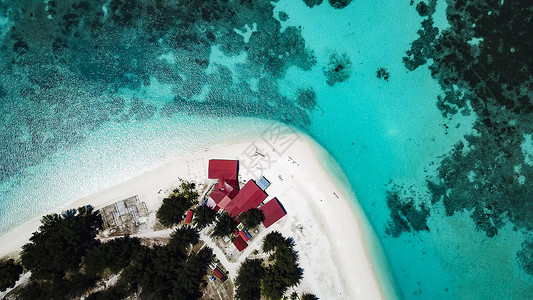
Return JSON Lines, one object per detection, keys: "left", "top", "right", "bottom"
{"left": 1, "top": 0, "right": 532, "bottom": 298}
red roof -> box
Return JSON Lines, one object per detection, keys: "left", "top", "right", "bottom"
{"left": 260, "top": 198, "right": 287, "bottom": 228}
{"left": 239, "top": 230, "right": 250, "bottom": 242}
{"left": 233, "top": 235, "right": 248, "bottom": 252}
{"left": 213, "top": 268, "right": 226, "bottom": 281}
{"left": 208, "top": 160, "right": 239, "bottom": 189}
{"left": 209, "top": 190, "right": 227, "bottom": 204}
{"left": 185, "top": 209, "right": 193, "bottom": 224}
{"left": 219, "top": 195, "right": 241, "bottom": 217}
{"left": 234, "top": 181, "right": 268, "bottom": 213}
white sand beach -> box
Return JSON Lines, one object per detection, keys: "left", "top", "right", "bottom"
{"left": 0, "top": 129, "right": 394, "bottom": 299}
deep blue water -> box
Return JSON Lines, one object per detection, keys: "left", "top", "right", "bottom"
{"left": 1, "top": 0, "right": 532, "bottom": 299}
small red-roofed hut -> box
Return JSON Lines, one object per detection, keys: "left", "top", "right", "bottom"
{"left": 260, "top": 198, "right": 287, "bottom": 228}
{"left": 233, "top": 235, "right": 248, "bottom": 252}
{"left": 212, "top": 268, "right": 227, "bottom": 282}
{"left": 239, "top": 230, "right": 250, "bottom": 242}
{"left": 184, "top": 209, "right": 193, "bottom": 224}
{"left": 234, "top": 180, "right": 268, "bottom": 212}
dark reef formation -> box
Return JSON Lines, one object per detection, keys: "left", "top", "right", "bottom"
{"left": 303, "top": 0, "right": 323, "bottom": 8}
{"left": 386, "top": 0, "right": 533, "bottom": 275}
{"left": 328, "top": 0, "right": 353, "bottom": 9}
{"left": 0, "top": 0, "right": 317, "bottom": 182}
{"left": 323, "top": 52, "right": 352, "bottom": 86}
{"left": 296, "top": 88, "right": 317, "bottom": 110}
{"left": 376, "top": 67, "right": 390, "bottom": 81}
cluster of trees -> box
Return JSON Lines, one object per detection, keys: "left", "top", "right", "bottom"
{"left": 193, "top": 205, "right": 217, "bottom": 230}
{"left": 156, "top": 181, "right": 198, "bottom": 227}
{"left": 0, "top": 258, "right": 23, "bottom": 292}
{"left": 12, "top": 205, "right": 213, "bottom": 299}
{"left": 211, "top": 212, "right": 238, "bottom": 239}
{"left": 235, "top": 231, "right": 305, "bottom": 300}
{"left": 240, "top": 208, "right": 265, "bottom": 229}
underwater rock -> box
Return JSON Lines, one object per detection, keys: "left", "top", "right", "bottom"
{"left": 323, "top": 52, "right": 352, "bottom": 86}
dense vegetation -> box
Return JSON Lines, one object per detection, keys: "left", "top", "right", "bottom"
{"left": 11, "top": 204, "right": 212, "bottom": 299}
{"left": 235, "top": 231, "right": 303, "bottom": 300}
{"left": 262, "top": 232, "right": 303, "bottom": 300}
{"left": 193, "top": 205, "right": 217, "bottom": 230}
{"left": 239, "top": 208, "right": 265, "bottom": 229}
{"left": 211, "top": 212, "right": 238, "bottom": 239}
{"left": 235, "top": 259, "right": 265, "bottom": 300}
{"left": 0, "top": 259, "right": 23, "bottom": 292}
{"left": 21, "top": 206, "right": 102, "bottom": 281}
{"left": 156, "top": 181, "right": 198, "bottom": 227}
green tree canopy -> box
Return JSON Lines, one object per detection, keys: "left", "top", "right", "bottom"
{"left": 261, "top": 232, "right": 303, "bottom": 300}
{"left": 193, "top": 205, "right": 217, "bottom": 230}
{"left": 301, "top": 293, "right": 319, "bottom": 300}
{"left": 156, "top": 193, "right": 194, "bottom": 227}
{"left": 21, "top": 205, "right": 102, "bottom": 281}
{"left": 84, "top": 235, "right": 142, "bottom": 277}
{"left": 211, "top": 212, "right": 238, "bottom": 239}
{"left": 240, "top": 208, "right": 265, "bottom": 229}
{"left": 0, "top": 258, "right": 23, "bottom": 292}
{"left": 235, "top": 259, "right": 266, "bottom": 300}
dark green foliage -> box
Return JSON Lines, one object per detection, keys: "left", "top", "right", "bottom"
{"left": 263, "top": 231, "right": 288, "bottom": 253}
{"left": 21, "top": 205, "right": 102, "bottom": 281}
{"left": 16, "top": 273, "right": 99, "bottom": 300}
{"left": 86, "top": 283, "right": 131, "bottom": 300}
{"left": 211, "top": 212, "right": 238, "bottom": 238}
{"left": 302, "top": 293, "right": 319, "bottom": 300}
{"left": 0, "top": 259, "right": 23, "bottom": 291}
{"left": 193, "top": 205, "right": 217, "bottom": 229}
{"left": 261, "top": 232, "right": 303, "bottom": 300}
{"left": 168, "top": 226, "right": 200, "bottom": 252}
{"left": 84, "top": 235, "right": 142, "bottom": 277}
{"left": 328, "top": 0, "right": 353, "bottom": 9}
{"left": 240, "top": 208, "right": 265, "bottom": 229}
{"left": 156, "top": 181, "right": 198, "bottom": 227}
{"left": 235, "top": 259, "right": 266, "bottom": 300}
{"left": 114, "top": 226, "right": 211, "bottom": 299}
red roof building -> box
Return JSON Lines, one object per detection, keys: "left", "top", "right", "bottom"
{"left": 233, "top": 235, "right": 248, "bottom": 252}
{"left": 260, "top": 198, "right": 287, "bottom": 228}
{"left": 184, "top": 209, "right": 193, "bottom": 224}
{"left": 208, "top": 159, "right": 239, "bottom": 190}
{"left": 212, "top": 268, "right": 227, "bottom": 282}
{"left": 233, "top": 181, "right": 268, "bottom": 213}
{"left": 239, "top": 230, "right": 250, "bottom": 242}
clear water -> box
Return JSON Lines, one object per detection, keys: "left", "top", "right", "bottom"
{"left": 0, "top": 0, "right": 531, "bottom": 299}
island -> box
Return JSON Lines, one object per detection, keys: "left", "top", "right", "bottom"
{"left": 0, "top": 133, "right": 390, "bottom": 299}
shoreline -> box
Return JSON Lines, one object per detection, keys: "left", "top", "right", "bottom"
{"left": 0, "top": 129, "right": 395, "bottom": 299}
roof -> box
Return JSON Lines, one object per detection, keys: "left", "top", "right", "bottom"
{"left": 257, "top": 176, "right": 270, "bottom": 190}
{"left": 208, "top": 160, "right": 239, "bottom": 189}
{"left": 233, "top": 235, "right": 248, "bottom": 252}
{"left": 260, "top": 198, "right": 287, "bottom": 228}
{"left": 184, "top": 209, "right": 193, "bottom": 224}
{"left": 233, "top": 181, "right": 268, "bottom": 213}
{"left": 209, "top": 190, "right": 227, "bottom": 204}
{"left": 239, "top": 230, "right": 250, "bottom": 242}
{"left": 212, "top": 268, "right": 227, "bottom": 281}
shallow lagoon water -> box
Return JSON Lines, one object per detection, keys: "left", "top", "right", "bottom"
{"left": 0, "top": 0, "right": 532, "bottom": 298}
